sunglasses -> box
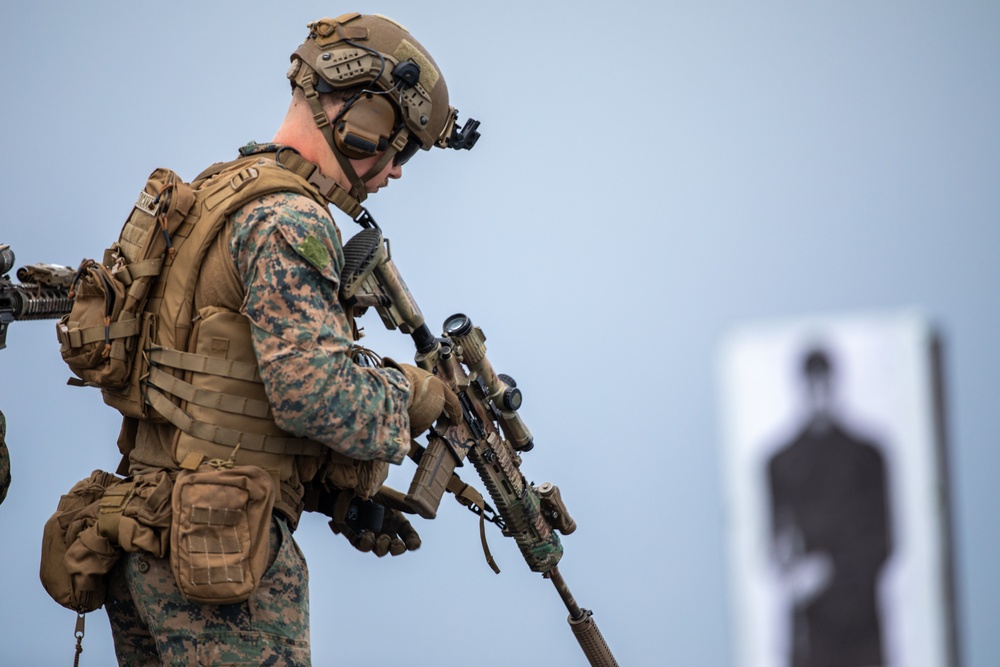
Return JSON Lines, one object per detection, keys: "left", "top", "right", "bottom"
{"left": 393, "top": 136, "right": 421, "bottom": 167}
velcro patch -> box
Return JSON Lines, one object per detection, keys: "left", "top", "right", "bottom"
{"left": 296, "top": 235, "right": 330, "bottom": 270}
{"left": 394, "top": 39, "right": 439, "bottom": 90}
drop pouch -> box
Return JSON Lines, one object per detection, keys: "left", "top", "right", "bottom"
{"left": 170, "top": 463, "right": 275, "bottom": 604}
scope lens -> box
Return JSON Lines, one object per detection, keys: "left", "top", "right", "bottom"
{"left": 443, "top": 313, "right": 472, "bottom": 338}
{"left": 0, "top": 246, "right": 13, "bottom": 276}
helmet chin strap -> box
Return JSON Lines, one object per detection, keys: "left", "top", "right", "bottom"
{"left": 329, "top": 144, "right": 370, "bottom": 204}
{"left": 294, "top": 66, "right": 370, "bottom": 211}
{"left": 354, "top": 129, "right": 406, "bottom": 184}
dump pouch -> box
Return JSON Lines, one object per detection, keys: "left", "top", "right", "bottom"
{"left": 39, "top": 470, "right": 123, "bottom": 613}
{"left": 170, "top": 463, "right": 275, "bottom": 604}
{"left": 40, "top": 470, "right": 176, "bottom": 613}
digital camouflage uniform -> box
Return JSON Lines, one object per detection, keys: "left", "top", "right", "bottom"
{"left": 0, "top": 410, "right": 9, "bottom": 505}
{"left": 105, "top": 142, "right": 411, "bottom": 666}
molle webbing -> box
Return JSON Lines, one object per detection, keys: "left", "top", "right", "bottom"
{"left": 96, "top": 480, "right": 137, "bottom": 547}
{"left": 144, "top": 351, "right": 323, "bottom": 458}
{"left": 147, "top": 385, "right": 323, "bottom": 457}
{"left": 146, "top": 366, "right": 272, "bottom": 419}
{"left": 59, "top": 317, "right": 140, "bottom": 350}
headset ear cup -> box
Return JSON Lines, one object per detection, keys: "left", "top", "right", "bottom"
{"left": 334, "top": 94, "right": 398, "bottom": 159}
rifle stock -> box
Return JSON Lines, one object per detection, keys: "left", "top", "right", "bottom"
{"left": 340, "top": 223, "right": 619, "bottom": 666}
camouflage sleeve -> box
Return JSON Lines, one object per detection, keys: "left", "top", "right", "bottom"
{"left": 230, "top": 192, "right": 411, "bottom": 464}
{"left": 0, "top": 410, "right": 9, "bottom": 505}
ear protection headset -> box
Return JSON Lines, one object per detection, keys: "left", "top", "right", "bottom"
{"left": 332, "top": 92, "right": 398, "bottom": 160}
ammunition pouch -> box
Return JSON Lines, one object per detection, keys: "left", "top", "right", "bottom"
{"left": 169, "top": 463, "right": 275, "bottom": 604}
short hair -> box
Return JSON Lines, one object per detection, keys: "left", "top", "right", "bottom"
{"left": 318, "top": 85, "right": 366, "bottom": 107}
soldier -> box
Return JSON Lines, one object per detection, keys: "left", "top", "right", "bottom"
{"left": 96, "top": 14, "right": 468, "bottom": 666}
{"left": 0, "top": 410, "right": 9, "bottom": 505}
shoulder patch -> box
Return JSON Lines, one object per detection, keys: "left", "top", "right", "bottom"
{"left": 296, "top": 235, "right": 331, "bottom": 270}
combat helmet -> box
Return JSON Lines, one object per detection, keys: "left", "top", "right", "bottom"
{"left": 288, "top": 13, "right": 479, "bottom": 208}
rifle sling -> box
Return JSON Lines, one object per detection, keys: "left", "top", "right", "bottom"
{"left": 447, "top": 475, "right": 500, "bottom": 574}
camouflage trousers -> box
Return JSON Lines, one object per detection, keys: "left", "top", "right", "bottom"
{"left": 105, "top": 514, "right": 311, "bottom": 666}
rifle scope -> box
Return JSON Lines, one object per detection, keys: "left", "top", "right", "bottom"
{"left": 0, "top": 245, "right": 14, "bottom": 276}
{"left": 443, "top": 314, "right": 532, "bottom": 450}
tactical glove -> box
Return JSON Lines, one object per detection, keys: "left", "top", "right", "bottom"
{"left": 385, "top": 359, "right": 462, "bottom": 437}
{"left": 326, "top": 489, "right": 421, "bottom": 557}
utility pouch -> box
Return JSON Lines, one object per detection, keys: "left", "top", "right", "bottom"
{"left": 57, "top": 259, "right": 129, "bottom": 387}
{"left": 170, "top": 463, "right": 275, "bottom": 604}
{"left": 57, "top": 168, "right": 195, "bottom": 417}
{"left": 39, "top": 470, "right": 124, "bottom": 613}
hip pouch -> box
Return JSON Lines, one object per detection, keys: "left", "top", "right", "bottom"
{"left": 39, "top": 470, "right": 124, "bottom": 613}
{"left": 170, "top": 462, "right": 275, "bottom": 604}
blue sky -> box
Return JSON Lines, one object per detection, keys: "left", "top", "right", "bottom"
{"left": 0, "top": 2, "right": 997, "bottom": 665}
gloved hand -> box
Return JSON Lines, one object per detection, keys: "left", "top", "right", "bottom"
{"left": 326, "top": 489, "right": 421, "bottom": 557}
{"left": 385, "top": 359, "right": 462, "bottom": 437}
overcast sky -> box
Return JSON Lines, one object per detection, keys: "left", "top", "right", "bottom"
{"left": 1, "top": 2, "right": 997, "bottom": 666}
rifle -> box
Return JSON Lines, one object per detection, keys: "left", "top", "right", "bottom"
{"left": 0, "top": 244, "right": 75, "bottom": 350}
{"left": 339, "top": 219, "right": 619, "bottom": 667}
